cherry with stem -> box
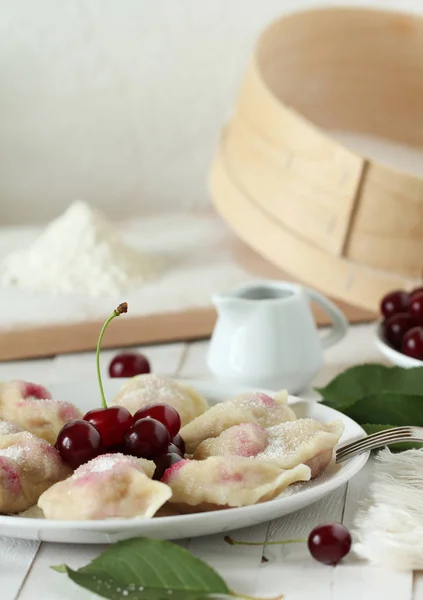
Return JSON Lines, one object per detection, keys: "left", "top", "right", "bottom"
{"left": 96, "top": 302, "right": 128, "bottom": 409}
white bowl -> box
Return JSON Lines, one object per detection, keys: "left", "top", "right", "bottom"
{"left": 375, "top": 323, "right": 423, "bottom": 367}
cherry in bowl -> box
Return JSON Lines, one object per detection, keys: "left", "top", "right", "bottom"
{"left": 402, "top": 326, "right": 423, "bottom": 360}
{"left": 380, "top": 290, "right": 409, "bottom": 320}
{"left": 382, "top": 313, "right": 415, "bottom": 349}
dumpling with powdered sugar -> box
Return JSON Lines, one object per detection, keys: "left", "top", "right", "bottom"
{"left": 193, "top": 418, "right": 344, "bottom": 478}
{"left": 38, "top": 454, "right": 172, "bottom": 520}
{"left": 0, "top": 381, "right": 82, "bottom": 445}
{"left": 162, "top": 456, "right": 311, "bottom": 511}
{"left": 180, "top": 391, "right": 296, "bottom": 454}
{"left": 111, "top": 374, "right": 208, "bottom": 427}
{"left": 0, "top": 430, "right": 71, "bottom": 514}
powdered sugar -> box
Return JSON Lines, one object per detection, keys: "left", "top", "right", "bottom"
{"left": 0, "top": 445, "right": 25, "bottom": 463}
{"left": 0, "top": 201, "right": 160, "bottom": 296}
{"left": 0, "top": 420, "right": 22, "bottom": 435}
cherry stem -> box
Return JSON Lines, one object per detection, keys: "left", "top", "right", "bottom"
{"left": 96, "top": 302, "right": 128, "bottom": 409}
{"left": 225, "top": 535, "right": 306, "bottom": 547}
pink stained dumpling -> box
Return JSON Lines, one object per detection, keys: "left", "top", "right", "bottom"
{"left": 0, "top": 430, "right": 72, "bottom": 514}
{"left": 180, "top": 390, "right": 296, "bottom": 454}
{"left": 193, "top": 418, "right": 344, "bottom": 479}
{"left": 162, "top": 456, "right": 311, "bottom": 511}
{"left": 193, "top": 422, "right": 268, "bottom": 460}
{"left": 38, "top": 454, "right": 172, "bottom": 520}
{"left": 111, "top": 374, "right": 208, "bottom": 427}
{"left": 0, "top": 381, "right": 82, "bottom": 444}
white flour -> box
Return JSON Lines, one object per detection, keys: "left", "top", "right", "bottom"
{"left": 0, "top": 201, "right": 159, "bottom": 296}
{"left": 0, "top": 212, "right": 254, "bottom": 329}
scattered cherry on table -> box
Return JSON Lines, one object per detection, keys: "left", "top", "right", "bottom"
{"left": 109, "top": 352, "right": 151, "bottom": 378}
{"left": 307, "top": 523, "right": 352, "bottom": 565}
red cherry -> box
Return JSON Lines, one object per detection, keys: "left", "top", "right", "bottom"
{"left": 380, "top": 290, "right": 409, "bottom": 319}
{"left": 171, "top": 433, "right": 185, "bottom": 455}
{"left": 133, "top": 404, "right": 181, "bottom": 438}
{"left": 124, "top": 418, "right": 170, "bottom": 458}
{"left": 410, "top": 286, "right": 423, "bottom": 300}
{"left": 382, "top": 313, "right": 415, "bottom": 349}
{"left": 308, "top": 523, "right": 352, "bottom": 565}
{"left": 402, "top": 326, "right": 423, "bottom": 360}
{"left": 55, "top": 420, "right": 103, "bottom": 469}
{"left": 153, "top": 453, "right": 183, "bottom": 480}
{"left": 109, "top": 352, "right": 150, "bottom": 378}
{"left": 167, "top": 443, "right": 183, "bottom": 457}
{"left": 83, "top": 406, "right": 133, "bottom": 447}
{"left": 409, "top": 291, "right": 423, "bottom": 325}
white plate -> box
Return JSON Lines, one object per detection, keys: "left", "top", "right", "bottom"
{"left": 375, "top": 323, "right": 423, "bottom": 367}
{"left": 0, "top": 379, "right": 369, "bottom": 544}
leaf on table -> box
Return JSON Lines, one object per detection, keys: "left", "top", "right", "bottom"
{"left": 346, "top": 393, "right": 423, "bottom": 428}
{"left": 52, "top": 537, "right": 230, "bottom": 600}
{"left": 316, "top": 364, "right": 423, "bottom": 410}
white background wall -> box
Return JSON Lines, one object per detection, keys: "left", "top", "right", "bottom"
{"left": 0, "top": 0, "right": 421, "bottom": 224}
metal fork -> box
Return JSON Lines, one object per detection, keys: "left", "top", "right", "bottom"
{"left": 335, "top": 426, "right": 423, "bottom": 463}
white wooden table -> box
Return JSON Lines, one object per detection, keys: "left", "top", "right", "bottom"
{"left": 1, "top": 323, "right": 421, "bottom": 600}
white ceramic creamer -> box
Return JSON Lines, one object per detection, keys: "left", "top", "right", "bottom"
{"left": 207, "top": 280, "right": 348, "bottom": 393}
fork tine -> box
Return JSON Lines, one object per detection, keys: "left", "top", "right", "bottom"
{"left": 336, "top": 433, "right": 411, "bottom": 459}
{"left": 336, "top": 426, "right": 412, "bottom": 454}
{"left": 335, "top": 427, "right": 416, "bottom": 463}
{"left": 337, "top": 431, "right": 411, "bottom": 454}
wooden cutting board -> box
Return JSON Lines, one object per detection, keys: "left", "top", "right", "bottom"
{"left": 0, "top": 213, "right": 375, "bottom": 361}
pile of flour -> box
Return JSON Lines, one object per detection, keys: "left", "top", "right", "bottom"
{"left": 0, "top": 201, "right": 159, "bottom": 296}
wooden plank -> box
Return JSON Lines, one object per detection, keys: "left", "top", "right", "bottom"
{"left": 0, "top": 538, "right": 40, "bottom": 600}
{"left": 187, "top": 524, "right": 270, "bottom": 597}
{"left": 0, "top": 308, "right": 214, "bottom": 362}
{"left": 253, "top": 486, "right": 346, "bottom": 599}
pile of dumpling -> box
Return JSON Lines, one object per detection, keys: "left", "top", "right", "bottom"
{"left": 0, "top": 375, "right": 344, "bottom": 521}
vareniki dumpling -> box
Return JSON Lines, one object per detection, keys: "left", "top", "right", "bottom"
{"left": 162, "top": 456, "right": 311, "bottom": 511}
{"left": 38, "top": 454, "right": 172, "bottom": 520}
{"left": 0, "top": 381, "right": 82, "bottom": 445}
{"left": 193, "top": 418, "right": 344, "bottom": 478}
{"left": 111, "top": 374, "right": 208, "bottom": 427}
{"left": 256, "top": 419, "right": 344, "bottom": 477}
{"left": 0, "top": 429, "right": 71, "bottom": 514}
{"left": 180, "top": 391, "right": 296, "bottom": 454}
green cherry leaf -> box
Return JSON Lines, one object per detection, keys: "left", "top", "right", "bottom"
{"left": 52, "top": 537, "right": 230, "bottom": 600}
{"left": 316, "top": 364, "right": 423, "bottom": 411}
